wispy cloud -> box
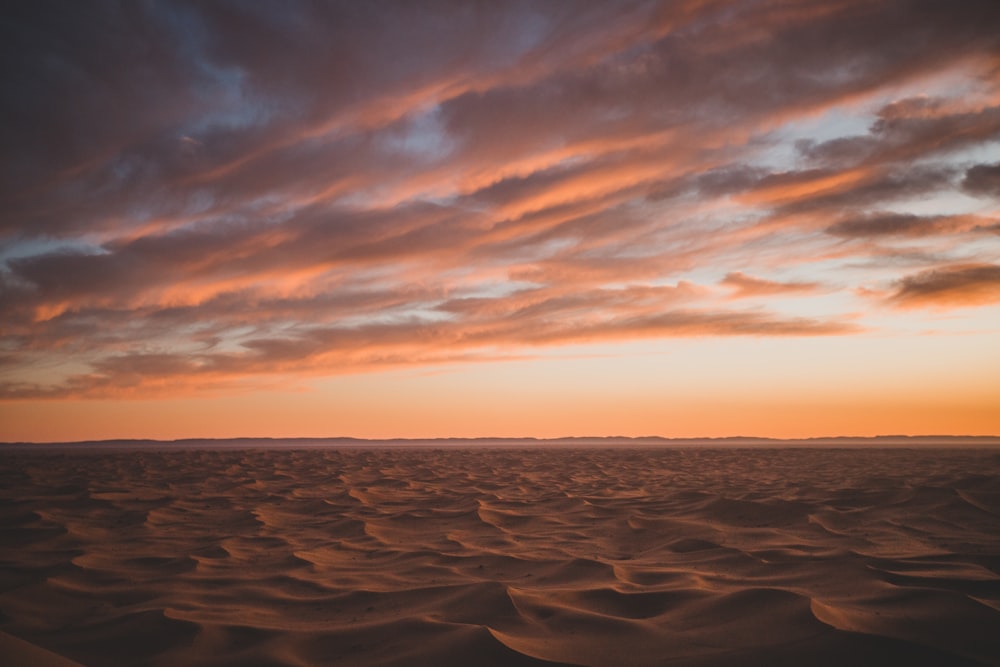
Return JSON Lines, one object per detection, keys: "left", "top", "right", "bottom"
{"left": 721, "top": 272, "right": 819, "bottom": 298}
{"left": 825, "top": 213, "right": 991, "bottom": 238}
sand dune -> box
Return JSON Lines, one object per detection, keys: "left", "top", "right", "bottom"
{"left": 0, "top": 631, "right": 85, "bottom": 667}
{"left": 1, "top": 446, "right": 999, "bottom": 666}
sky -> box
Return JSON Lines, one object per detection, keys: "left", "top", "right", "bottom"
{"left": 1, "top": 0, "right": 999, "bottom": 442}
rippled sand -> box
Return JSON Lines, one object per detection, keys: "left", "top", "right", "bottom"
{"left": 2, "top": 446, "right": 999, "bottom": 666}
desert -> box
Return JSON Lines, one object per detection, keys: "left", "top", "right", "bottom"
{"left": 1, "top": 443, "right": 999, "bottom": 666}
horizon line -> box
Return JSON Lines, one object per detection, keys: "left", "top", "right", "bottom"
{"left": 4, "top": 434, "right": 1000, "bottom": 448}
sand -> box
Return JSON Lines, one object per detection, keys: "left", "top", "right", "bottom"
{"left": 1, "top": 445, "right": 999, "bottom": 666}
{"left": 0, "top": 631, "right": 85, "bottom": 667}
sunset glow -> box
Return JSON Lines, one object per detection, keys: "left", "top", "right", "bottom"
{"left": 2, "top": 0, "right": 999, "bottom": 441}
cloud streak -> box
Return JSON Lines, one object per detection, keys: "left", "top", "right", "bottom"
{"left": 888, "top": 264, "right": 1000, "bottom": 309}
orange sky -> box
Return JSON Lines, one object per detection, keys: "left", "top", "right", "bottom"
{"left": 1, "top": 1, "right": 999, "bottom": 441}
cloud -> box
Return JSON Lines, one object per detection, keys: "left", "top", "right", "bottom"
{"left": 754, "top": 164, "right": 957, "bottom": 217}
{"left": 721, "top": 272, "right": 819, "bottom": 298}
{"left": 798, "top": 100, "right": 1000, "bottom": 170}
{"left": 0, "top": 301, "right": 859, "bottom": 399}
{"left": 962, "top": 163, "right": 1000, "bottom": 198}
{"left": 2, "top": 0, "right": 999, "bottom": 401}
{"left": 888, "top": 264, "right": 1000, "bottom": 308}
{"left": 825, "top": 213, "right": 989, "bottom": 238}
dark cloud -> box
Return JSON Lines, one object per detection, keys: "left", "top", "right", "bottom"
{"left": 962, "top": 163, "right": 1000, "bottom": 198}
{"left": 825, "top": 213, "right": 979, "bottom": 238}
{"left": 799, "top": 102, "right": 1000, "bottom": 169}
{"left": 889, "top": 264, "right": 1000, "bottom": 308}
{"left": 0, "top": 1, "right": 216, "bottom": 234}
{"left": 694, "top": 165, "right": 770, "bottom": 198}
{"left": 827, "top": 213, "right": 932, "bottom": 237}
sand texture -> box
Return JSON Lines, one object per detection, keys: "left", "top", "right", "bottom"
{"left": 1, "top": 446, "right": 999, "bottom": 666}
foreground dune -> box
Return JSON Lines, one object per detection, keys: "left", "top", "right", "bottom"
{"left": 0, "top": 631, "right": 85, "bottom": 667}
{"left": 1, "top": 446, "right": 998, "bottom": 666}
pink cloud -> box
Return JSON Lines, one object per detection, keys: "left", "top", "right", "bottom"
{"left": 721, "top": 272, "right": 819, "bottom": 298}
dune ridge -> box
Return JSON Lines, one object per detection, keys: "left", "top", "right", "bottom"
{"left": 1, "top": 446, "right": 999, "bottom": 666}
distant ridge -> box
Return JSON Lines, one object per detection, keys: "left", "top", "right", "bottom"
{"left": 2, "top": 435, "right": 999, "bottom": 449}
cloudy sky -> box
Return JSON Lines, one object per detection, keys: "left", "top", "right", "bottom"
{"left": 2, "top": 0, "right": 999, "bottom": 441}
